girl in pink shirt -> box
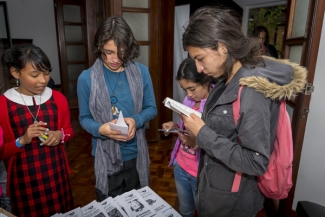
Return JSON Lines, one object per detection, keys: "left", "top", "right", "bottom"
{"left": 162, "top": 58, "right": 214, "bottom": 217}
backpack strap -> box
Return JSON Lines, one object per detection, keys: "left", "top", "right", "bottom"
{"left": 231, "top": 85, "right": 243, "bottom": 192}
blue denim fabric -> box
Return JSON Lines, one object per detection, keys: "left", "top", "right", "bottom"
{"left": 174, "top": 161, "right": 197, "bottom": 217}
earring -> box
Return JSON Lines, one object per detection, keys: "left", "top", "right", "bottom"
{"left": 223, "top": 50, "right": 228, "bottom": 54}
{"left": 16, "top": 79, "right": 19, "bottom": 86}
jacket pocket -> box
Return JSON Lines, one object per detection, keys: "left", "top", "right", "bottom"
{"left": 198, "top": 163, "right": 240, "bottom": 217}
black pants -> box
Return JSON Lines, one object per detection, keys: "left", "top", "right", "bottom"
{"left": 93, "top": 157, "right": 140, "bottom": 201}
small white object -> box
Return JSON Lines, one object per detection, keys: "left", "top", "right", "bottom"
{"left": 109, "top": 111, "right": 129, "bottom": 136}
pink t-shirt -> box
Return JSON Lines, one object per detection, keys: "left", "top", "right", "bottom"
{"left": 175, "top": 105, "right": 199, "bottom": 177}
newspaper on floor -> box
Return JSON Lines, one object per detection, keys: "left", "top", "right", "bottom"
{"left": 137, "top": 186, "right": 171, "bottom": 213}
{"left": 114, "top": 195, "right": 133, "bottom": 217}
{"left": 119, "top": 189, "right": 156, "bottom": 217}
{"left": 62, "top": 207, "right": 83, "bottom": 217}
{"left": 81, "top": 200, "right": 109, "bottom": 217}
{"left": 163, "top": 97, "right": 202, "bottom": 118}
{"left": 99, "top": 197, "right": 128, "bottom": 217}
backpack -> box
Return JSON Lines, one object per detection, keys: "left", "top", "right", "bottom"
{"left": 231, "top": 85, "right": 293, "bottom": 199}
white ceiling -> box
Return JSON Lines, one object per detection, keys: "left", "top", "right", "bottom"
{"left": 233, "top": 0, "right": 287, "bottom": 8}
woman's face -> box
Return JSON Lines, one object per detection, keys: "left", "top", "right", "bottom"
{"left": 101, "top": 40, "right": 124, "bottom": 72}
{"left": 11, "top": 62, "right": 50, "bottom": 96}
{"left": 178, "top": 79, "right": 210, "bottom": 102}
{"left": 258, "top": 31, "right": 267, "bottom": 45}
{"left": 187, "top": 45, "right": 227, "bottom": 78}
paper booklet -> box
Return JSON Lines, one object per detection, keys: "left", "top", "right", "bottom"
{"left": 81, "top": 200, "right": 109, "bottom": 217}
{"left": 163, "top": 97, "right": 202, "bottom": 118}
{"left": 62, "top": 207, "right": 83, "bottom": 217}
{"left": 99, "top": 197, "right": 128, "bottom": 217}
{"left": 119, "top": 189, "right": 156, "bottom": 217}
{"left": 137, "top": 186, "right": 171, "bottom": 214}
{"left": 109, "top": 110, "right": 129, "bottom": 136}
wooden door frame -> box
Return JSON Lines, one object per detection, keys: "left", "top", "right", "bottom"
{"left": 278, "top": 0, "right": 325, "bottom": 216}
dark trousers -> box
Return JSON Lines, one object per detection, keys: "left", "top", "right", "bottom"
{"left": 93, "top": 157, "right": 140, "bottom": 202}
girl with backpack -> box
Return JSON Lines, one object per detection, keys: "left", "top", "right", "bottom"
{"left": 180, "top": 6, "right": 307, "bottom": 217}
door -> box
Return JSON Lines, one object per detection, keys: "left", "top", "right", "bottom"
{"left": 278, "top": 0, "right": 325, "bottom": 216}
{"left": 54, "top": 0, "right": 107, "bottom": 108}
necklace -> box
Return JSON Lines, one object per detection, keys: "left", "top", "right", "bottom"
{"left": 18, "top": 90, "right": 42, "bottom": 123}
{"left": 106, "top": 69, "right": 122, "bottom": 105}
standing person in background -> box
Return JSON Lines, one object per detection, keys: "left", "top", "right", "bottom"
{"left": 162, "top": 58, "right": 214, "bottom": 217}
{"left": 0, "top": 44, "right": 74, "bottom": 216}
{"left": 252, "top": 25, "right": 278, "bottom": 58}
{"left": 77, "top": 16, "right": 157, "bottom": 201}
{"left": 0, "top": 51, "right": 11, "bottom": 213}
{"left": 180, "top": 6, "right": 306, "bottom": 217}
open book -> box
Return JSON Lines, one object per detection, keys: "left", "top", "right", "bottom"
{"left": 163, "top": 97, "right": 202, "bottom": 118}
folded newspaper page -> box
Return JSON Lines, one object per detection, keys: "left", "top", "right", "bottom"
{"left": 100, "top": 197, "right": 128, "bottom": 217}
{"left": 81, "top": 200, "right": 109, "bottom": 217}
{"left": 163, "top": 97, "right": 202, "bottom": 118}
{"left": 120, "top": 189, "right": 156, "bottom": 217}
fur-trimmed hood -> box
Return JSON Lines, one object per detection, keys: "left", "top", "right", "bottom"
{"left": 239, "top": 56, "right": 307, "bottom": 100}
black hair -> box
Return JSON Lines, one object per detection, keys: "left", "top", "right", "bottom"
{"left": 176, "top": 57, "right": 214, "bottom": 86}
{"left": 1, "top": 44, "right": 52, "bottom": 78}
{"left": 182, "top": 6, "right": 262, "bottom": 79}
{"left": 252, "top": 25, "right": 270, "bottom": 45}
{"left": 93, "top": 16, "right": 140, "bottom": 62}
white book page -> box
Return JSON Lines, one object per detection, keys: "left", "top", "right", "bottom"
{"left": 137, "top": 186, "right": 171, "bottom": 213}
{"left": 161, "top": 207, "right": 182, "bottom": 217}
{"left": 163, "top": 97, "right": 202, "bottom": 118}
{"left": 109, "top": 111, "right": 128, "bottom": 136}
{"left": 81, "top": 200, "right": 109, "bottom": 217}
{"left": 120, "top": 189, "right": 156, "bottom": 217}
{"left": 114, "top": 196, "right": 133, "bottom": 217}
{"left": 100, "top": 197, "right": 128, "bottom": 217}
{"left": 62, "top": 207, "right": 84, "bottom": 217}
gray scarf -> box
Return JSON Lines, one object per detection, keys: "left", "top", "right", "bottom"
{"left": 89, "top": 58, "right": 150, "bottom": 197}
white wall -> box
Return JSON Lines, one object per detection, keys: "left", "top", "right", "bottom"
{"left": 292, "top": 16, "right": 325, "bottom": 209}
{"left": 4, "top": 0, "right": 60, "bottom": 85}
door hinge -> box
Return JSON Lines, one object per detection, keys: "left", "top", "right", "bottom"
{"left": 304, "top": 83, "right": 314, "bottom": 95}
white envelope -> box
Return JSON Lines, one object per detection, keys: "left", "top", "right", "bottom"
{"left": 109, "top": 111, "right": 129, "bottom": 136}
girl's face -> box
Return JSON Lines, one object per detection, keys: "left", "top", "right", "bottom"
{"left": 178, "top": 79, "right": 209, "bottom": 102}
{"left": 187, "top": 44, "right": 227, "bottom": 78}
{"left": 11, "top": 62, "right": 50, "bottom": 96}
{"left": 101, "top": 40, "right": 124, "bottom": 72}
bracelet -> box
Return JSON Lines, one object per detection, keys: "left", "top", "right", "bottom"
{"left": 194, "top": 144, "right": 199, "bottom": 150}
{"left": 16, "top": 138, "right": 23, "bottom": 148}
{"left": 61, "top": 128, "right": 70, "bottom": 143}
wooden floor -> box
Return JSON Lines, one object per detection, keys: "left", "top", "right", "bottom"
{"left": 66, "top": 110, "right": 267, "bottom": 216}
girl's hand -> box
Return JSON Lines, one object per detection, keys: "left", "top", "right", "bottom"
{"left": 41, "top": 130, "right": 63, "bottom": 146}
{"left": 177, "top": 131, "right": 196, "bottom": 148}
{"left": 19, "top": 121, "right": 48, "bottom": 146}
{"left": 124, "top": 118, "right": 136, "bottom": 141}
{"left": 98, "top": 120, "right": 129, "bottom": 142}
{"left": 180, "top": 113, "right": 205, "bottom": 137}
{"left": 162, "top": 121, "right": 178, "bottom": 136}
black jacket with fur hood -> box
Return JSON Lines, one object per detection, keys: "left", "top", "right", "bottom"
{"left": 195, "top": 56, "right": 307, "bottom": 217}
